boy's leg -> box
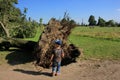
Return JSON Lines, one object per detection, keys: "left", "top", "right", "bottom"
{"left": 56, "top": 62, "right": 61, "bottom": 75}
{"left": 52, "top": 66, "right": 57, "bottom": 76}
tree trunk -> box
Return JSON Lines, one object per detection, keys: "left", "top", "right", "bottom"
{"left": 35, "top": 18, "right": 81, "bottom": 68}
{"left": 0, "top": 21, "right": 10, "bottom": 37}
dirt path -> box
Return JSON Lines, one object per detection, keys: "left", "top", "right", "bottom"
{"left": 0, "top": 60, "right": 120, "bottom": 80}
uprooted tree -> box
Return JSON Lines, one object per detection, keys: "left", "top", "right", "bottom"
{"left": 35, "top": 17, "right": 81, "bottom": 68}
{"left": 0, "top": 17, "right": 81, "bottom": 68}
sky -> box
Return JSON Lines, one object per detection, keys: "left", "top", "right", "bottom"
{"left": 16, "top": 0, "right": 120, "bottom": 24}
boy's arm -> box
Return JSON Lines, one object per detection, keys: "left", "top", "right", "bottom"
{"left": 50, "top": 54, "right": 54, "bottom": 62}
{"left": 61, "top": 50, "right": 65, "bottom": 58}
{"left": 49, "top": 54, "right": 54, "bottom": 67}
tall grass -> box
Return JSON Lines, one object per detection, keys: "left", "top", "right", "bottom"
{"left": 72, "top": 27, "right": 120, "bottom": 41}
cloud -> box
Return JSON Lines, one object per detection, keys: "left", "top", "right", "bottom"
{"left": 117, "top": 9, "right": 120, "bottom": 12}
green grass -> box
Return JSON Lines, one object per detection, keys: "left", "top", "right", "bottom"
{"left": 0, "top": 51, "right": 10, "bottom": 65}
{"left": 24, "top": 26, "right": 42, "bottom": 42}
{"left": 72, "top": 27, "right": 120, "bottom": 41}
{"left": 69, "top": 27, "right": 120, "bottom": 60}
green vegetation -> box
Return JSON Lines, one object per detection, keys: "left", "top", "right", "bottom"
{"left": 88, "top": 15, "right": 97, "bottom": 26}
{"left": 71, "top": 27, "right": 120, "bottom": 40}
{"left": 24, "top": 26, "right": 42, "bottom": 42}
{"left": 0, "top": 0, "right": 40, "bottom": 38}
{"left": 0, "top": 51, "right": 9, "bottom": 64}
{"left": 69, "top": 27, "right": 120, "bottom": 60}
{"left": 87, "top": 15, "right": 120, "bottom": 27}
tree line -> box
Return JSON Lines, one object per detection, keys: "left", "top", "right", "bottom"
{"left": 87, "top": 15, "right": 120, "bottom": 27}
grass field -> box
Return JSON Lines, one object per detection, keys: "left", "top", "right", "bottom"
{"left": 69, "top": 26, "right": 120, "bottom": 60}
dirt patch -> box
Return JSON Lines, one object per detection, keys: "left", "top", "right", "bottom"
{"left": 0, "top": 60, "right": 120, "bottom": 80}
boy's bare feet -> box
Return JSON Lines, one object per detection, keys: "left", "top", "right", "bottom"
{"left": 51, "top": 72, "right": 56, "bottom": 76}
{"left": 55, "top": 73, "right": 61, "bottom": 76}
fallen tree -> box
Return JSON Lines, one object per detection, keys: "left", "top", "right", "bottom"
{"left": 0, "top": 17, "right": 81, "bottom": 68}
{"left": 0, "top": 21, "right": 10, "bottom": 37}
{"left": 35, "top": 18, "right": 81, "bottom": 68}
{"left": 0, "top": 37, "right": 36, "bottom": 51}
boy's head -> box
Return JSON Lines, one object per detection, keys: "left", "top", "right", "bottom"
{"left": 55, "top": 39, "right": 62, "bottom": 47}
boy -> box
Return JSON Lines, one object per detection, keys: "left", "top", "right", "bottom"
{"left": 50, "top": 39, "right": 64, "bottom": 76}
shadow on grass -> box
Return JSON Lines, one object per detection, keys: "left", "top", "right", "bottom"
{"left": 5, "top": 49, "right": 35, "bottom": 65}
{"left": 13, "top": 69, "right": 52, "bottom": 77}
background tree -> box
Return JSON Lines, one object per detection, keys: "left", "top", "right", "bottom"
{"left": 0, "top": 0, "right": 19, "bottom": 37}
{"left": 97, "top": 17, "right": 106, "bottom": 27}
{"left": 105, "top": 20, "right": 116, "bottom": 27}
{"left": 88, "top": 15, "right": 96, "bottom": 26}
{"left": 0, "top": 0, "right": 38, "bottom": 38}
{"left": 39, "top": 18, "right": 43, "bottom": 26}
{"left": 118, "top": 23, "right": 120, "bottom": 27}
{"left": 115, "top": 22, "right": 120, "bottom": 27}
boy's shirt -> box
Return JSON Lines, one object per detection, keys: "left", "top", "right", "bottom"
{"left": 52, "top": 48, "right": 64, "bottom": 62}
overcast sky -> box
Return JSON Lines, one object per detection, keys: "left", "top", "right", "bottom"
{"left": 17, "top": 0, "right": 120, "bottom": 24}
